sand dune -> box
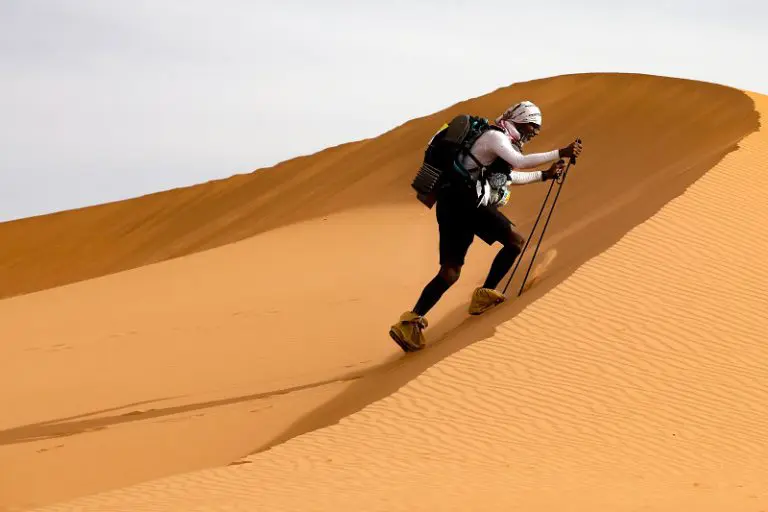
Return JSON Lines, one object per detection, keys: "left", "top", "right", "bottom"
{"left": 19, "top": 90, "right": 768, "bottom": 512}
{"left": 1, "top": 74, "right": 765, "bottom": 511}
{"left": 0, "top": 73, "right": 757, "bottom": 300}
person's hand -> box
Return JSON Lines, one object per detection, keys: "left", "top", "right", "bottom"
{"left": 542, "top": 159, "right": 566, "bottom": 181}
{"left": 559, "top": 139, "right": 583, "bottom": 159}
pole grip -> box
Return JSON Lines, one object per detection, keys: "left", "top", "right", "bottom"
{"left": 571, "top": 137, "right": 582, "bottom": 165}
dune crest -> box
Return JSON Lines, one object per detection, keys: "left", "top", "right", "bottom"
{"left": 15, "top": 90, "right": 768, "bottom": 511}
{"left": 1, "top": 75, "right": 764, "bottom": 511}
{"left": 0, "top": 73, "right": 759, "bottom": 300}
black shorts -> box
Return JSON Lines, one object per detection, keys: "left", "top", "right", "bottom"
{"left": 435, "top": 184, "right": 517, "bottom": 266}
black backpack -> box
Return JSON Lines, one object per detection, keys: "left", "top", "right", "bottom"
{"left": 411, "top": 114, "right": 499, "bottom": 208}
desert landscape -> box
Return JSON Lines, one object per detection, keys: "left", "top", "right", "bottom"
{"left": 1, "top": 73, "right": 766, "bottom": 511}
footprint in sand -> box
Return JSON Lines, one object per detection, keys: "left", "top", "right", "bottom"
{"left": 521, "top": 249, "right": 558, "bottom": 293}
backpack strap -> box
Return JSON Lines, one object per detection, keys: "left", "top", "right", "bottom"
{"left": 459, "top": 116, "right": 503, "bottom": 173}
{"left": 457, "top": 121, "right": 504, "bottom": 178}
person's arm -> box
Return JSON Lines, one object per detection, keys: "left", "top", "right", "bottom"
{"left": 506, "top": 158, "right": 568, "bottom": 185}
{"left": 489, "top": 131, "right": 560, "bottom": 170}
{"left": 507, "top": 170, "right": 544, "bottom": 185}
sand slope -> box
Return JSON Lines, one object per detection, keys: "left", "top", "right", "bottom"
{"left": 20, "top": 92, "right": 768, "bottom": 512}
{"left": 0, "top": 73, "right": 758, "bottom": 300}
{"left": 1, "top": 75, "right": 764, "bottom": 511}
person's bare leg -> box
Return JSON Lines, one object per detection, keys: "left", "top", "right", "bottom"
{"left": 482, "top": 228, "right": 525, "bottom": 290}
{"left": 390, "top": 264, "right": 461, "bottom": 352}
{"left": 413, "top": 264, "right": 461, "bottom": 316}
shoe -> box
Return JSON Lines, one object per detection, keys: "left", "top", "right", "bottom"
{"left": 468, "top": 287, "right": 506, "bottom": 315}
{"left": 389, "top": 311, "right": 428, "bottom": 352}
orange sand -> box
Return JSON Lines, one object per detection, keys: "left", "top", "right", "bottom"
{"left": 1, "top": 74, "right": 766, "bottom": 511}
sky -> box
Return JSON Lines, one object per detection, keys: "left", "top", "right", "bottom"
{"left": 1, "top": 0, "right": 767, "bottom": 222}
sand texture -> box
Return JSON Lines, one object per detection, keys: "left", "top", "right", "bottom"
{"left": 1, "top": 74, "right": 766, "bottom": 511}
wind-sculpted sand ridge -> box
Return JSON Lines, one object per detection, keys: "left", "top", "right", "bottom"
{"left": 20, "top": 92, "right": 768, "bottom": 511}
{"left": 1, "top": 76, "right": 763, "bottom": 510}
{"left": 0, "top": 73, "right": 758, "bottom": 299}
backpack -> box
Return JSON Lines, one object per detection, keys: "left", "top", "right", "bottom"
{"left": 411, "top": 114, "right": 500, "bottom": 208}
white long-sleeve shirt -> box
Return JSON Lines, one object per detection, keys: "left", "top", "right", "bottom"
{"left": 459, "top": 129, "right": 560, "bottom": 177}
{"left": 458, "top": 128, "right": 561, "bottom": 206}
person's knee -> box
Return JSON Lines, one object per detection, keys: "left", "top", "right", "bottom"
{"left": 503, "top": 229, "right": 525, "bottom": 252}
{"left": 439, "top": 264, "right": 462, "bottom": 285}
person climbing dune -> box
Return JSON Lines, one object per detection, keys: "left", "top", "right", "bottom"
{"left": 390, "top": 101, "right": 583, "bottom": 352}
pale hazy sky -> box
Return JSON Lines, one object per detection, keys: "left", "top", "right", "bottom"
{"left": 1, "top": 0, "right": 766, "bottom": 221}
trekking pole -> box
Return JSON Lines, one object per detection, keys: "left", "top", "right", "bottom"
{"left": 516, "top": 142, "right": 580, "bottom": 296}
{"left": 501, "top": 173, "right": 558, "bottom": 295}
